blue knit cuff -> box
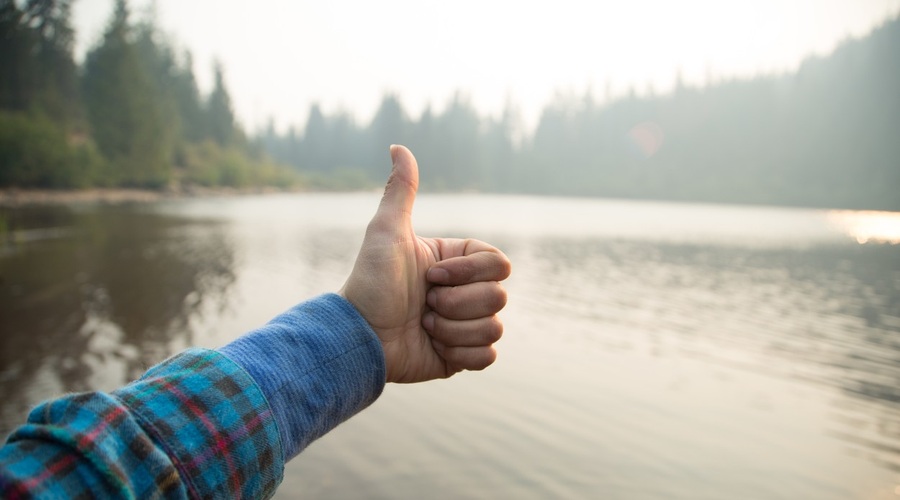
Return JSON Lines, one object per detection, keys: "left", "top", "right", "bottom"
{"left": 218, "top": 294, "right": 386, "bottom": 460}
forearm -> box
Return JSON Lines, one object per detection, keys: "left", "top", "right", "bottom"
{"left": 0, "top": 349, "right": 282, "bottom": 498}
{"left": 0, "top": 294, "right": 387, "bottom": 498}
{"left": 218, "top": 293, "right": 386, "bottom": 460}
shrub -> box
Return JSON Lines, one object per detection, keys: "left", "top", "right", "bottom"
{"left": 0, "top": 111, "right": 105, "bottom": 188}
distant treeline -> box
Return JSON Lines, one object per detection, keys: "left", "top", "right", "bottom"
{"left": 2, "top": 1, "right": 898, "bottom": 210}
{"left": 0, "top": 0, "right": 295, "bottom": 190}
{"left": 262, "top": 16, "right": 900, "bottom": 210}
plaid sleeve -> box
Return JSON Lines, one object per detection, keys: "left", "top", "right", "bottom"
{"left": 219, "top": 293, "right": 386, "bottom": 460}
{"left": 0, "top": 348, "right": 284, "bottom": 499}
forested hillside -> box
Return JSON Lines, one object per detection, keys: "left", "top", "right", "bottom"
{"left": 0, "top": 0, "right": 294, "bottom": 189}
{"left": 262, "top": 16, "right": 900, "bottom": 210}
{"left": 2, "top": 0, "right": 897, "bottom": 209}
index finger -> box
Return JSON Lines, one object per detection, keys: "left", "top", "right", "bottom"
{"left": 426, "top": 240, "right": 511, "bottom": 285}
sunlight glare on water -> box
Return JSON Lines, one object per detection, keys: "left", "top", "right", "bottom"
{"left": 828, "top": 210, "right": 900, "bottom": 244}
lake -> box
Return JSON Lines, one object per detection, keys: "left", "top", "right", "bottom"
{"left": 1, "top": 193, "right": 899, "bottom": 499}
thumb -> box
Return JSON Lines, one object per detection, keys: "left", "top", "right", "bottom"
{"left": 374, "top": 145, "right": 419, "bottom": 227}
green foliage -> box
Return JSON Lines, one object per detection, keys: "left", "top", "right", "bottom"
{"left": 1, "top": 1, "right": 38, "bottom": 112}
{"left": 304, "top": 168, "right": 375, "bottom": 191}
{"left": 82, "top": 0, "right": 170, "bottom": 188}
{"left": 0, "top": 111, "right": 105, "bottom": 188}
{"left": 206, "top": 63, "right": 236, "bottom": 146}
{"left": 171, "top": 51, "right": 206, "bottom": 143}
{"left": 0, "top": 0, "right": 101, "bottom": 189}
{"left": 1, "top": 0, "right": 80, "bottom": 122}
{"left": 2, "top": 0, "right": 896, "bottom": 209}
{"left": 0, "top": 0, "right": 292, "bottom": 192}
{"left": 260, "top": 16, "right": 900, "bottom": 210}
{"left": 178, "top": 141, "right": 299, "bottom": 189}
{"left": 25, "top": 0, "right": 79, "bottom": 124}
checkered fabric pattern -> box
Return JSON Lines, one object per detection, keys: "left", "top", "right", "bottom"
{"left": 220, "top": 293, "right": 386, "bottom": 460}
{"left": 0, "top": 348, "right": 284, "bottom": 499}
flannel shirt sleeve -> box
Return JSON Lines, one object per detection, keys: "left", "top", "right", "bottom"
{"left": 0, "top": 294, "right": 388, "bottom": 499}
{"left": 0, "top": 349, "right": 283, "bottom": 499}
{"left": 219, "top": 293, "right": 386, "bottom": 460}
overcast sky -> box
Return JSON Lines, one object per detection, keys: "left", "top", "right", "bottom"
{"left": 72, "top": 0, "right": 900, "bottom": 133}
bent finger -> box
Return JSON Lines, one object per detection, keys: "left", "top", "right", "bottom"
{"left": 427, "top": 241, "right": 511, "bottom": 285}
{"left": 432, "top": 341, "right": 498, "bottom": 372}
{"left": 426, "top": 281, "right": 508, "bottom": 320}
{"left": 423, "top": 312, "right": 503, "bottom": 347}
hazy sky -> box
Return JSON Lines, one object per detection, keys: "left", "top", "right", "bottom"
{"left": 72, "top": 0, "right": 900, "bottom": 133}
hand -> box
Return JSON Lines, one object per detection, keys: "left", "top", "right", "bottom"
{"left": 340, "top": 145, "right": 511, "bottom": 383}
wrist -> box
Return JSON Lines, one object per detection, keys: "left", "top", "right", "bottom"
{"left": 338, "top": 287, "right": 396, "bottom": 383}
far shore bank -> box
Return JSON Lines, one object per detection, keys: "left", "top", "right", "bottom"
{"left": 0, "top": 186, "right": 306, "bottom": 208}
{"left": 2, "top": 187, "right": 897, "bottom": 214}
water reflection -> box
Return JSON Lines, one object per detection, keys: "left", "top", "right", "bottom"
{"left": 2, "top": 195, "right": 899, "bottom": 498}
{"left": 0, "top": 204, "right": 235, "bottom": 437}
{"left": 529, "top": 236, "right": 900, "bottom": 473}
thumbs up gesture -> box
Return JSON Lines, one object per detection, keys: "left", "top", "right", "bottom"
{"left": 340, "top": 145, "right": 512, "bottom": 383}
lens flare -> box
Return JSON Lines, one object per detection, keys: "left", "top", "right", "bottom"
{"left": 628, "top": 121, "right": 665, "bottom": 158}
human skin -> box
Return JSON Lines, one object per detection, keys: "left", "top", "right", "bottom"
{"left": 340, "top": 145, "right": 512, "bottom": 383}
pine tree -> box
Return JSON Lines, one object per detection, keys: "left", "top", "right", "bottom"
{"left": 0, "top": 1, "right": 38, "bottom": 112}
{"left": 23, "top": 0, "right": 79, "bottom": 123}
{"left": 206, "top": 62, "right": 235, "bottom": 146}
{"left": 83, "top": 0, "right": 169, "bottom": 187}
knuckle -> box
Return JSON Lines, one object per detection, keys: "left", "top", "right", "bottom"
{"left": 454, "top": 258, "right": 478, "bottom": 280}
{"left": 499, "top": 256, "right": 512, "bottom": 280}
{"left": 489, "top": 283, "right": 508, "bottom": 310}
{"left": 483, "top": 250, "right": 511, "bottom": 280}
{"left": 443, "top": 286, "right": 464, "bottom": 310}
{"left": 472, "top": 349, "right": 497, "bottom": 371}
{"left": 487, "top": 316, "right": 504, "bottom": 343}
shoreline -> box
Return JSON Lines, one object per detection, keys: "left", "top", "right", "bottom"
{"left": 0, "top": 187, "right": 300, "bottom": 207}
{"left": 2, "top": 187, "right": 897, "bottom": 214}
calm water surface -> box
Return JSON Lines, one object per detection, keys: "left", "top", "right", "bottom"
{"left": 1, "top": 194, "right": 898, "bottom": 499}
